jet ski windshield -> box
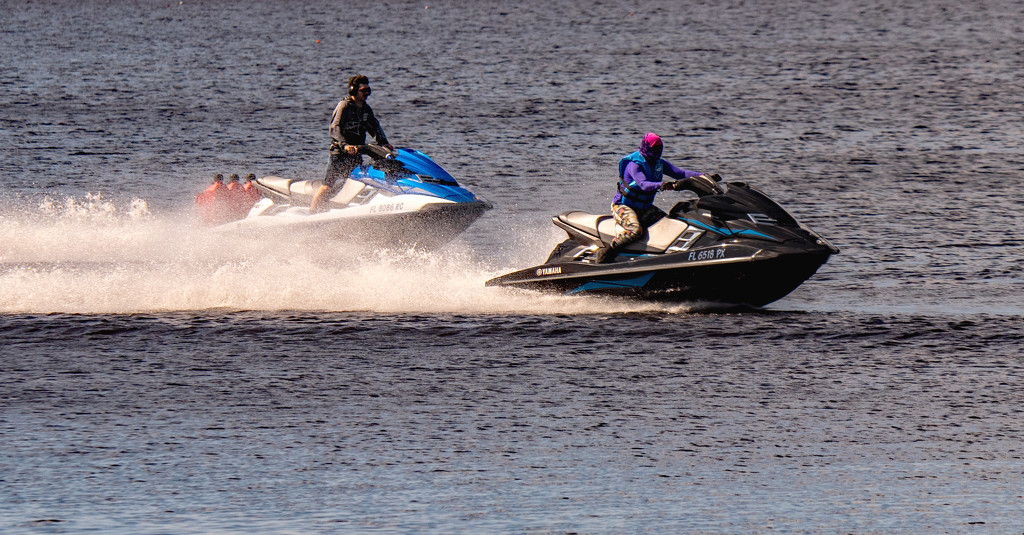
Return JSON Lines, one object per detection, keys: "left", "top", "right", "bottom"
{"left": 367, "top": 155, "right": 409, "bottom": 181}
{"left": 354, "top": 146, "right": 458, "bottom": 185}
{"left": 687, "top": 183, "right": 798, "bottom": 227}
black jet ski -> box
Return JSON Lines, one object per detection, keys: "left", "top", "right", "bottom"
{"left": 486, "top": 174, "right": 839, "bottom": 307}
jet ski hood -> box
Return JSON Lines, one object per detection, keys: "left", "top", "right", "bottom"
{"left": 354, "top": 148, "right": 480, "bottom": 203}
{"left": 393, "top": 148, "right": 457, "bottom": 185}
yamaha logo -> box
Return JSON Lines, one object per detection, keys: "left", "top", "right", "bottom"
{"left": 536, "top": 267, "right": 562, "bottom": 276}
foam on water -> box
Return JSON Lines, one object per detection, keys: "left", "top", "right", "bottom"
{"left": 0, "top": 193, "right": 693, "bottom": 315}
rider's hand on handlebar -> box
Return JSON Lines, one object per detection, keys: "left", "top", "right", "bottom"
{"left": 344, "top": 145, "right": 359, "bottom": 155}
{"left": 660, "top": 180, "right": 679, "bottom": 191}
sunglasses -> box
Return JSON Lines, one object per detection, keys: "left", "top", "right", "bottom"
{"left": 359, "top": 87, "right": 372, "bottom": 95}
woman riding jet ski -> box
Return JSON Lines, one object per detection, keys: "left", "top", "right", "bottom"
{"left": 485, "top": 134, "right": 838, "bottom": 307}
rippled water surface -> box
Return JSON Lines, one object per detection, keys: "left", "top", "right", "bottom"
{"left": 2, "top": 0, "right": 1023, "bottom": 533}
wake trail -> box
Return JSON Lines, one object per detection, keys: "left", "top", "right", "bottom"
{"left": 0, "top": 194, "right": 694, "bottom": 315}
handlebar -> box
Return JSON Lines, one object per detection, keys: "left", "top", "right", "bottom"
{"left": 667, "top": 173, "right": 724, "bottom": 196}
{"left": 353, "top": 144, "right": 395, "bottom": 159}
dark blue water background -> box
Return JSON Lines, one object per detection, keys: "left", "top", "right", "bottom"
{"left": 2, "top": 0, "right": 1023, "bottom": 533}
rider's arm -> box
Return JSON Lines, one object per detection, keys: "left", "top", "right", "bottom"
{"left": 329, "top": 100, "right": 346, "bottom": 145}
{"left": 624, "top": 162, "right": 663, "bottom": 192}
{"left": 365, "top": 108, "right": 390, "bottom": 148}
{"left": 662, "top": 160, "right": 703, "bottom": 180}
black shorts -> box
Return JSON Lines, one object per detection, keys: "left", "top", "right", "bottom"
{"left": 323, "top": 151, "right": 361, "bottom": 188}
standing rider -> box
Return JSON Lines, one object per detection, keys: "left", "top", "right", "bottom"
{"left": 310, "top": 74, "right": 394, "bottom": 214}
{"left": 594, "top": 133, "right": 706, "bottom": 263}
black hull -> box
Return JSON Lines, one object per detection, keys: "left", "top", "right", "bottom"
{"left": 487, "top": 250, "right": 833, "bottom": 307}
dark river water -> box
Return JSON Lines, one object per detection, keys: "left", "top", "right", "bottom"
{"left": 2, "top": 0, "right": 1023, "bottom": 533}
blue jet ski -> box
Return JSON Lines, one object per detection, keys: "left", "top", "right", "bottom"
{"left": 216, "top": 145, "right": 491, "bottom": 250}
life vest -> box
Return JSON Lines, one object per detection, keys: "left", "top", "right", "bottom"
{"left": 196, "top": 181, "right": 230, "bottom": 225}
{"left": 195, "top": 177, "right": 259, "bottom": 226}
{"left": 195, "top": 181, "right": 222, "bottom": 204}
{"left": 616, "top": 151, "right": 663, "bottom": 209}
{"left": 242, "top": 179, "right": 261, "bottom": 204}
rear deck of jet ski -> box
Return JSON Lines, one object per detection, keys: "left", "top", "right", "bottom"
{"left": 552, "top": 211, "right": 609, "bottom": 247}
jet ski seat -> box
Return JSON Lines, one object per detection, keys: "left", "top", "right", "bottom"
{"left": 255, "top": 176, "right": 294, "bottom": 196}
{"left": 555, "top": 211, "right": 609, "bottom": 245}
{"left": 554, "top": 210, "right": 692, "bottom": 253}
{"left": 256, "top": 176, "right": 367, "bottom": 207}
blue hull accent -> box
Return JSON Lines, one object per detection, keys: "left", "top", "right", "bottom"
{"left": 682, "top": 218, "right": 775, "bottom": 240}
{"left": 567, "top": 272, "right": 656, "bottom": 294}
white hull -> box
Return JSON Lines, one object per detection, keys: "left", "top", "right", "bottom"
{"left": 214, "top": 195, "right": 490, "bottom": 250}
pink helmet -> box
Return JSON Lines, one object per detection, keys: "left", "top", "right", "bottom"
{"left": 639, "top": 132, "right": 663, "bottom": 159}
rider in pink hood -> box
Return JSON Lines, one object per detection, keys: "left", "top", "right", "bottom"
{"left": 598, "top": 133, "right": 705, "bottom": 263}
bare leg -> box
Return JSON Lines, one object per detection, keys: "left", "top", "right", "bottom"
{"left": 309, "top": 184, "right": 333, "bottom": 214}
{"left": 313, "top": 151, "right": 359, "bottom": 214}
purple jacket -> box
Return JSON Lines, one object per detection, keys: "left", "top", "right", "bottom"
{"left": 612, "top": 159, "right": 702, "bottom": 208}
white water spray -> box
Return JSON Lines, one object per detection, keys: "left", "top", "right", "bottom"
{"left": 0, "top": 194, "right": 694, "bottom": 315}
